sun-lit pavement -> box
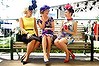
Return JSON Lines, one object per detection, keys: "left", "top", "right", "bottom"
{"left": 0, "top": 52, "right": 99, "bottom": 66}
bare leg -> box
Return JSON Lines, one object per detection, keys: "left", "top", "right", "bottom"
{"left": 68, "top": 50, "right": 75, "bottom": 60}
{"left": 42, "top": 35, "right": 48, "bottom": 62}
{"left": 59, "top": 38, "right": 69, "bottom": 60}
{"left": 23, "top": 40, "right": 36, "bottom": 61}
{"left": 54, "top": 39, "right": 62, "bottom": 50}
{"left": 68, "top": 50, "right": 73, "bottom": 55}
{"left": 33, "top": 41, "right": 40, "bottom": 51}
{"left": 21, "top": 41, "right": 40, "bottom": 61}
{"left": 55, "top": 38, "right": 75, "bottom": 60}
{"left": 95, "top": 35, "right": 98, "bottom": 41}
{"left": 46, "top": 36, "right": 52, "bottom": 59}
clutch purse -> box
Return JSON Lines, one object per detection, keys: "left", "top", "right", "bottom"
{"left": 29, "top": 34, "right": 41, "bottom": 42}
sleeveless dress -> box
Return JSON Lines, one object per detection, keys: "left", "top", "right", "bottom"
{"left": 37, "top": 17, "right": 54, "bottom": 37}
{"left": 21, "top": 17, "right": 37, "bottom": 43}
{"left": 57, "top": 20, "right": 75, "bottom": 44}
{"left": 22, "top": 17, "right": 36, "bottom": 34}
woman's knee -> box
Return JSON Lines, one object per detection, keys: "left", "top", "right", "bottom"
{"left": 36, "top": 41, "right": 40, "bottom": 44}
{"left": 46, "top": 36, "right": 52, "bottom": 43}
{"left": 59, "top": 40, "right": 66, "bottom": 44}
{"left": 59, "top": 38, "right": 67, "bottom": 44}
{"left": 47, "top": 36, "right": 51, "bottom": 40}
{"left": 30, "top": 40, "right": 36, "bottom": 44}
{"left": 42, "top": 35, "right": 47, "bottom": 40}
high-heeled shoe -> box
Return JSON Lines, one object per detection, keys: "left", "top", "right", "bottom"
{"left": 64, "top": 59, "right": 69, "bottom": 63}
{"left": 71, "top": 54, "right": 75, "bottom": 60}
{"left": 22, "top": 61, "right": 28, "bottom": 65}
{"left": 44, "top": 60, "right": 49, "bottom": 64}
{"left": 20, "top": 54, "right": 26, "bottom": 62}
{"left": 21, "top": 56, "right": 25, "bottom": 62}
{"left": 44, "top": 58, "right": 49, "bottom": 64}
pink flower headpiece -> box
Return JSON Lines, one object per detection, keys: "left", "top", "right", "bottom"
{"left": 64, "top": 4, "right": 72, "bottom": 10}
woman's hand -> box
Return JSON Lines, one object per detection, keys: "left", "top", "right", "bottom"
{"left": 44, "top": 28, "right": 50, "bottom": 30}
{"left": 27, "top": 34, "right": 32, "bottom": 39}
{"left": 41, "top": 17, "right": 46, "bottom": 23}
{"left": 63, "top": 28, "right": 69, "bottom": 33}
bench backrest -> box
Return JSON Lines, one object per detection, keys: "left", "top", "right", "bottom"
{"left": 37, "top": 20, "right": 85, "bottom": 41}
{"left": 14, "top": 20, "right": 91, "bottom": 50}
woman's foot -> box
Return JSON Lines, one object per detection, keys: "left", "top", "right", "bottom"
{"left": 22, "top": 61, "right": 28, "bottom": 65}
{"left": 44, "top": 58, "right": 49, "bottom": 62}
{"left": 44, "top": 55, "right": 49, "bottom": 63}
{"left": 64, "top": 59, "right": 69, "bottom": 63}
{"left": 64, "top": 53, "right": 70, "bottom": 63}
{"left": 21, "top": 56, "right": 29, "bottom": 65}
{"left": 44, "top": 59, "right": 49, "bottom": 63}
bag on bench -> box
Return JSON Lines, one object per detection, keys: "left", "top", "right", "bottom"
{"left": 29, "top": 34, "right": 41, "bottom": 42}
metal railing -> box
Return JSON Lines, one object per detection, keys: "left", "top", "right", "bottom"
{"left": 0, "top": 19, "right": 16, "bottom": 49}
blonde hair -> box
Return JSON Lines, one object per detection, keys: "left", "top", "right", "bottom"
{"left": 23, "top": 7, "right": 29, "bottom": 14}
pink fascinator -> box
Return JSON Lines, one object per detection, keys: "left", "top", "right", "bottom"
{"left": 64, "top": 3, "right": 72, "bottom": 10}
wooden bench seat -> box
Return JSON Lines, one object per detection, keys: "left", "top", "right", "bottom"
{"left": 13, "top": 41, "right": 91, "bottom": 50}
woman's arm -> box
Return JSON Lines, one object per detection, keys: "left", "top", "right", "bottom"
{"left": 19, "top": 18, "right": 28, "bottom": 34}
{"left": 45, "top": 21, "right": 54, "bottom": 31}
{"left": 38, "top": 20, "right": 45, "bottom": 29}
{"left": 34, "top": 18, "right": 38, "bottom": 36}
{"left": 64, "top": 22, "right": 77, "bottom": 35}
{"left": 51, "top": 21, "right": 54, "bottom": 31}
{"left": 60, "top": 21, "right": 64, "bottom": 31}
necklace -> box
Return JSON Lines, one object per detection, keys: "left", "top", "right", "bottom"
{"left": 67, "top": 18, "right": 73, "bottom": 21}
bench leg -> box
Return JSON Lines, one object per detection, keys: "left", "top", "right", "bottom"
{"left": 10, "top": 37, "right": 13, "bottom": 60}
{"left": 16, "top": 49, "right": 20, "bottom": 60}
{"left": 84, "top": 43, "right": 88, "bottom": 55}
{"left": 90, "top": 36, "right": 94, "bottom": 61}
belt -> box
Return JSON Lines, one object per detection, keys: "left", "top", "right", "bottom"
{"left": 25, "top": 29, "right": 34, "bottom": 30}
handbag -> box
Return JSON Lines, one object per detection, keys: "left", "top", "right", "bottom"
{"left": 29, "top": 34, "right": 41, "bottom": 42}
{"left": 16, "top": 30, "right": 23, "bottom": 41}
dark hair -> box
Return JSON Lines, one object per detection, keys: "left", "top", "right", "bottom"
{"left": 67, "top": 8, "right": 74, "bottom": 15}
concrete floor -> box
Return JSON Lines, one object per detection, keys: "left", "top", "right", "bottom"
{"left": 0, "top": 58, "right": 99, "bottom": 66}
{"left": 0, "top": 53, "right": 99, "bottom": 66}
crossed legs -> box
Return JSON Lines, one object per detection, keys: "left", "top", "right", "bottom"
{"left": 22, "top": 40, "right": 40, "bottom": 62}
{"left": 54, "top": 38, "right": 69, "bottom": 61}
